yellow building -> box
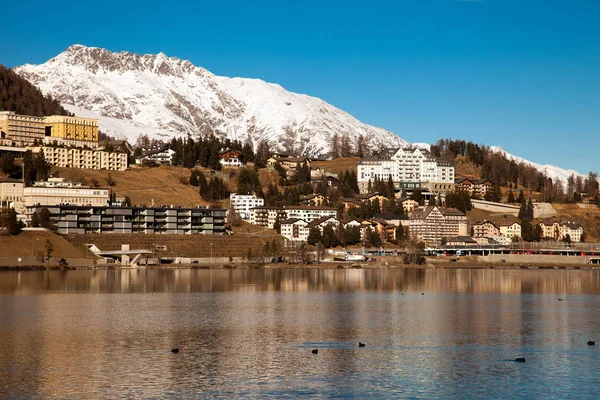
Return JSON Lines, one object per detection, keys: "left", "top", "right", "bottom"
{"left": 0, "top": 112, "right": 99, "bottom": 147}
{"left": 0, "top": 111, "right": 46, "bottom": 145}
{"left": 44, "top": 115, "right": 99, "bottom": 145}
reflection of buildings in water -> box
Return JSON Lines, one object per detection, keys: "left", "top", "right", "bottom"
{"left": 1, "top": 269, "right": 600, "bottom": 295}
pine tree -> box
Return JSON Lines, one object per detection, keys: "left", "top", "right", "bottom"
{"left": 507, "top": 190, "right": 515, "bottom": 204}
{"left": 307, "top": 227, "right": 322, "bottom": 245}
{"left": 23, "top": 150, "right": 35, "bottom": 187}
{"left": 30, "top": 211, "right": 40, "bottom": 227}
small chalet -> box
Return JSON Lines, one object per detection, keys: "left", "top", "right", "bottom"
{"left": 219, "top": 149, "right": 243, "bottom": 168}
{"left": 300, "top": 193, "right": 328, "bottom": 206}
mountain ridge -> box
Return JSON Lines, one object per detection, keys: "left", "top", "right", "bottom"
{"left": 14, "top": 44, "right": 407, "bottom": 157}
{"left": 12, "top": 44, "right": 594, "bottom": 186}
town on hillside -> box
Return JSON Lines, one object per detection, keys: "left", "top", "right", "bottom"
{"left": 1, "top": 109, "right": 599, "bottom": 267}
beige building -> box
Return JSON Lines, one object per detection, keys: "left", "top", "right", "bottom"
{"left": 540, "top": 219, "right": 584, "bottom": 242}
{"left": 409, "top": 205, "right": 468, "bottom": 245}
{"left": 36, "top": 146, "right": 128, "bottom": 171}
{"left": 0, "top": 111, "right": 46, "bottom": 145}
{"left": 23, "top": 177, "right": 109, "bottom": 210}
{"left": 472, "top": 220, "right": 500, "bottom": 238}
{"left": 498, "top": 221, "right": 522, "bottom": 239}
{"left": 0, "top": 178, "right": 24, "bottom": 211}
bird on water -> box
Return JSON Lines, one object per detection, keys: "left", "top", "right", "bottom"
{"left": 515, "top": 358, "right": 526, "bottom": 363}
{"left": 588, "top": 341, "right": 596, "bottom": 346}
{"left": 359, "top": 342, "right": 366, "bottom": 347}
{"left": 171, "top": 348, "right": 180, "bottom": 353}
{"left": 312, "top": 349, "right": 318, "bottom": 354}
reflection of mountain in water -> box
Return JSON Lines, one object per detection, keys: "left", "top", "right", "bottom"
{"left": 1, "top": 269, "right": 599, "bottom": 295}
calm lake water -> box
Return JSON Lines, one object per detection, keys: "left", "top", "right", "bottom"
{"left": 1, "top": 268, "right": 599, "bottom": 399}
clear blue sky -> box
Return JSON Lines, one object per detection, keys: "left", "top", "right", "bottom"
{"left": 1, "top": 0, "right": 598, "bottom": 173}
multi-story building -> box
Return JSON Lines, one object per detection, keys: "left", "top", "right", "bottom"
{"left": 561, "top": 222, "right": 584, "bottom": 242}
{"left": 0, "top": 178, "right": 24, "bottom": 211}
{"left": 26, "top": 205, "right": 227, "bottom": 235}
{"left": 281, "top": 216, "right": 341, "bottom": 243}
{"left": 280, "top": 218, "right": 310, "bottom": 243}
{"left": 0, "top": 111, "right": 46, "bottom": 145}
{"left": 229, "top": 193, "right": 264, "bottom": 220}
{"left": 497, "top": 221, "right": 522, "bottom": 239}
{"left": 283, "top": 205, "right": 337, "bottom": 222}
{"left": 539, "top": 218, "right": 561, "bottom": 241}
{"left": 472, "top": 220, "right": 500, "bottom": 238}
{"left": 23, "top": 177, "right": 109, "bottom": 211}
{"left": 409, "top": 205, "right": 468, "bottom": 245}
{"left": 38, "top": 146, "right": 128, "bottom": 171}
{"left": 540, "top": 219, "right": 584, "bottom": 242}
{"left": 249, "top": 206, "right": 287, "bottom": 229}
{"left": 0, "top": 112, "right": 100, "bottom": 148}
{"left": 455, "top": 177, "right": 494, "bottom": 198}
{"left": 357, "top": 146, "right": 454, "bottom": 194}
{"left": 44, "top": 115, "right": 99, "bottom": 147}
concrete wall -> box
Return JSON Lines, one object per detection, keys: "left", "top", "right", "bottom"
{"left": 533, "top": 203, "right": 557, "bottom": 218}
{"left": 471, "top": 200, "right": 520, "bottom": 215}
{"left": 480, "top": 253, "right": 591, "bottom": 265}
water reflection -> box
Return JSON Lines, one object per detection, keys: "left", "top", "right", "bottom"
{"left": 1, "top": 269, "right": 599, "bottom": 399}
{"left": 1, "top": 268, "right": 600, "bottom": 295}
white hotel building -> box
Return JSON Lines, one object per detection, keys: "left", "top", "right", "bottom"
{"left": 357, "top": 147, "right": 454, "bottom": 194}
{"left": 229, "top": 193, "right": 265, "bottom": 220}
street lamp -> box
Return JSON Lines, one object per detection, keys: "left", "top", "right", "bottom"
{"left": 210, "top": 242, "right": 213, "bottom": 263}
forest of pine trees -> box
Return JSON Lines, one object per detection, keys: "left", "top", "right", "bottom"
{"left": 0, "top": 64, "right": 71, "bottom": 116}
{"left": 431, "top": 138, "right": 599, "bottom": 203}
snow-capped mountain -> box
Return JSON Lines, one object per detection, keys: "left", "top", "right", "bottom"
{"left": 490, "top": 146, "right": 589, "bottom": 186}
{"left": 14, "top": 44, "right": 407, "bottom": 157}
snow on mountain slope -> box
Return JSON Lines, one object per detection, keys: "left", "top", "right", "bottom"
{"left": 490, "top": 146, "right": 589, "bottom": 186}
{"left": 14, "top": 44, "right": 407, "bottom": 157}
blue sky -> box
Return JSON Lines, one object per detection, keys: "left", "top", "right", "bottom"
{"left": 1, "top": 0, "right": 598, "bottom": 173}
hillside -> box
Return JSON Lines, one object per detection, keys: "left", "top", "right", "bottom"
{"left": 53, "top": 165, "right": 209, "bottom": 207}
{"left": 65, "top": 233, "right": 283, "bottom": 259}
{"left": 0, "top": 230, "right": 88, "bottom": 259}
{"left": 550, "top": 204, "right": 600, "bottom": 242}
{"left": 15, "top": 44, "right": 407, "bottom": 157}
{"left": 0, "top": 64, "right": 70, "bottom": 116}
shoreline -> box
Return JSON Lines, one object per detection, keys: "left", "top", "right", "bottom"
{"left": 2, "top": 260, "right": 599, "bottom": 271}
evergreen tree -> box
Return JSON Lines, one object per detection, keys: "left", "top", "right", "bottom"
{"left": 23, "top": 150, "right": 35, "bottom": 186}
{"left": 30, "top": 211, "right": 40, "bottom": 227}
{"left": 331, "top": 133, "right": 340, "bottom": 159}
{"left": 507, "top": 190, "right": 515, "bottom": 204}
{"left": 307, "top": 227, "right": 322, "bottom": 245}
{"left": 1, "top": 207, "right": 21, "bottom": 235}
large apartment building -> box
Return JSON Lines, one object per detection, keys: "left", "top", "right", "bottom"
{"left": 0, "top": 111, "right": 99, "bottom": 147}
{"left": 2, "top": 177, "right": 109, "bottom": 214}
{"left": 26, "top": 205, "right": 227, "bottom": 235}
{"left": 357, "top": 146, "right": 454, "bottom": 194}
{"left": 23, "top": 177, "right": 109, "bottom": 210}
{"left": 0, "top": 111, "right": 46, "bottom": 145}
{"left": 249, "top": 206, "right": 287, "bottom": 229}
{"left": 283, "top": 205, "right": 337, "bottom": 222}
{"left": 409, "top": 205, "right": 468, "bottom": 245}
{"left": 44, "top": 115, "right": 99, "bottom": 147}
{"left": 37, "top": 146, "right": 128, "bottom": 171}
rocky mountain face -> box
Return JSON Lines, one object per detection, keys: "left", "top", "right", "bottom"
{"left": 14, "top": 44, "right": 407, "bottom": 156}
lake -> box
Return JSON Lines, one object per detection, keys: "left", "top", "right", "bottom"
{"left": 1, "top": 268, "right": 599, "bottom": 399}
